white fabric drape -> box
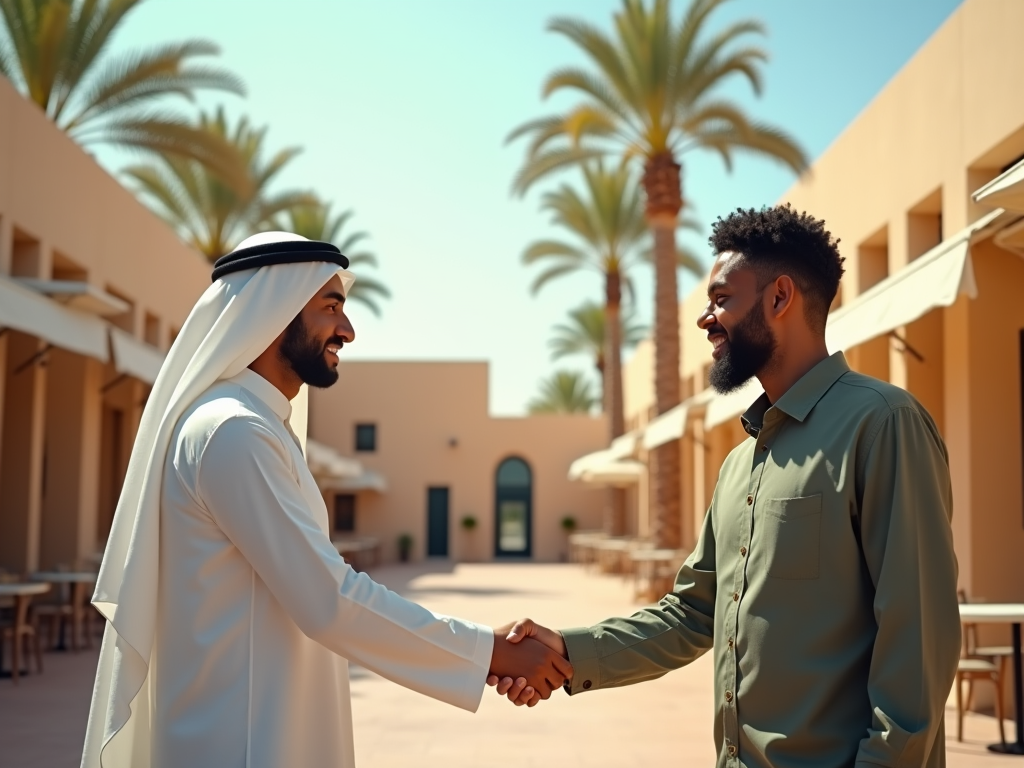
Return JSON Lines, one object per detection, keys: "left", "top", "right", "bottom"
{"left": 83, "top": 238, "right": 353, "bottom": 768}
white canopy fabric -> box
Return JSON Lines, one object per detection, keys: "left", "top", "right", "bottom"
{"left": 704, "top": 211, "right": 1001, "bottom": 431}
{"left": 0, "top": 275, "right": 109, "bottom": 361}
{"left": 641, "top": 388, "right": 717, "bottom": 450}
{"left": 305, "top": 439, "right": 363, "bottom": 481}
{"left": 568, "top": 448, "right": 644, "bottom": 486}
{"left": 109, "top": 328, "right": 165, "bottom": 386}
{"left": 607, "top": 431, "right": 639, "bottom": 460}
{"left": 324, "top": 469, "right": 388, "bottom": 493}
{"left": 973, "top": 159, "right": 1024, "bottom": 213}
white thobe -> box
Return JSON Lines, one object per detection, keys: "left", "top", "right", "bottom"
{"left": 154, "top": 369, "right": 492, "bottom": 768}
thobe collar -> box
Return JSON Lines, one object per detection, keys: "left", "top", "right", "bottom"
{"left": 227, "top": 368, "right": 293, "bottom": 423}
{"left": 740, "top": 351, "right": 850, "bottom": 437}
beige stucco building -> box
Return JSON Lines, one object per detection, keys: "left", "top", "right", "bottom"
{"left": 0, "top": 74, "right": 608, "bottom": 574}
{"left": 309, "top": 363, "right": 606, "bottom": 562}
{"left": 595, "top": 0, "right": 1024, "bottom": 621}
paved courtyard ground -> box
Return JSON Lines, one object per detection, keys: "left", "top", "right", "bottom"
{"left": 0, "top": 562, "right": 1017, "bottom": 766}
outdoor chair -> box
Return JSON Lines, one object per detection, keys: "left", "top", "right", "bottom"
{"left": 955, "top": 590, "right": 1007, "bottom": 745}
{"left": 0, "top": 589, "right": 44, "bottom": 685}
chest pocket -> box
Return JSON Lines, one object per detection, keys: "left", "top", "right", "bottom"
{"left": 762, "top": 494, "right": 822, "bottom": 580}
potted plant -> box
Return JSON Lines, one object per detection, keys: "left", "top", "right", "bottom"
{"left": 397, "top": 533, "right": 413, "bottom": 563}
{"left": 560, "top": 516, "right": 578, "bottom": 562}
{"left": 460, "top": 515, "right": 478, "bottom": 532}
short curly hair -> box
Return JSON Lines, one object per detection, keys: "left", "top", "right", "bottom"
{"left": 708, "top": 204, "right": 845, "bottom": 333}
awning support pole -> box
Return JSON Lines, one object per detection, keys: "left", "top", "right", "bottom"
{"left": 13, "top": 344, "right": 53, "bottom": 374}
{"left": 101, "top": 373, "right": 129, "bottom": 393}
{"left": 889, "top": 331, "right": 925, "bottom": 362}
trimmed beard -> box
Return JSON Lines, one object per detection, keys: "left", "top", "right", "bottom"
{"left": 279, "top": 313, "right": 341, "bottom": 389}
{"left": 708, "top": 296, "right": 777, "bottom": 394}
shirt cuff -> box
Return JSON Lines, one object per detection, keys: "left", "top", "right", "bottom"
{"left": 561, "top": 626, "right": 601, "bottom": 696}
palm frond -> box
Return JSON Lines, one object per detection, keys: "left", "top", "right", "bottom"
{"left": 527, "top": 369, "right": 597, "bottom": 414}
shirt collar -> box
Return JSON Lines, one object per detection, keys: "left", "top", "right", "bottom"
{"left": 740, "top": 351, "right": 850, "bottom": 437}
{"left": 225, "top": 368, "right": 293, "bottom": 422}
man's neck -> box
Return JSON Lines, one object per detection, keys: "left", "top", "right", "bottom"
{"left": 757, "top": 340, "right": 830, "bottom": 404}
{"left": 248, "top": 358, "right": 301, "bottom": 401}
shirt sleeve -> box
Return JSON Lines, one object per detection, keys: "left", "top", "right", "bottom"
{"left": 853, "top": 405, "right": 961, "bottom": 767}
{"left": 561, "top": 504, "right": 717, "bottom": 695}
{"left": 194, "top": 414, "right": 494, "bottom": 713}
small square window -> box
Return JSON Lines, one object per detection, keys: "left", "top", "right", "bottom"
{"left": 334, "top": 494, "right": 356, "bottom": 532}
{"left": 355, "top": 423, "right": 377, "bottom": 452}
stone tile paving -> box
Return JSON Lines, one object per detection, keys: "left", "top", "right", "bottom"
{"left": 0, "top": 562, "right": 1016, "bottom": 766}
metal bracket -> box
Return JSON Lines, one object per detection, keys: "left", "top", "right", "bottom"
{"left": 889, "top": 331, "right": 925, "bottom": 362}
{"left": 13, "top": 344, "right": 52, "bottom": 374}
{"left": 101, "top": 373, "right": 128, "bottom": 393}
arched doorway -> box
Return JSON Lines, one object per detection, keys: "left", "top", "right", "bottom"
{"left": 495, "top": 457, "right": 532, "bottom": 558}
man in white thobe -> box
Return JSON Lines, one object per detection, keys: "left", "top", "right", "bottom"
{"left": 83, "top": 233, "right": 569, "bottom": 768}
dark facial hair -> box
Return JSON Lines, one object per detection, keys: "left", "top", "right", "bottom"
{"left": 278, "top": 313, "right": 343, "bottom": 389}
{"left": 708, "top": 294, "right": 777, "bottom": 394}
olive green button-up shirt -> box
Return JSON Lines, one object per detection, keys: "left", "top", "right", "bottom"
{"left": 562, "top": 353, "right": 961, "bottom": 768}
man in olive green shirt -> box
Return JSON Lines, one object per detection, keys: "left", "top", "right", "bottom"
{"left": 490, "top": 206, "right": 961, "bottom": 767}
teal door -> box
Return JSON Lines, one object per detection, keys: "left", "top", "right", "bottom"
{"left": 494, "top": 458, "right": 532, "bottom": 558}
{"left": 427, "top": 487, "right": 449, "bottom": 557}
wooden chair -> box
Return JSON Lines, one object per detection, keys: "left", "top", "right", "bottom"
{"left": 956, "top": 591, "right": 1007, "bottom": 745}
{"left": 0, "top": 593, "right": 44, "bottom": 685}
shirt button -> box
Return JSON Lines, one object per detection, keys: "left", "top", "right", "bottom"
{"left": 725, "top": 690, "right": 733, "bottom": 702}
{"left": 727, "top": 745, "right": 737, "bottom": 757}
{"left": 732, "top": 592, "right": 739, "bottom": 602}
{"left": 761, "top": 444, "right": 768, "bottom": 452}
{"left": 727, "top": 637, "right": 734, "bottom": 648}
{"left": 746, "top": 495, "right": 753, "bottom": 505}
{"left": 739, "top": 546, "right": 747, "bottom": 557}
{"left": 582, "top": 680, "right": 592, "bottom": 690}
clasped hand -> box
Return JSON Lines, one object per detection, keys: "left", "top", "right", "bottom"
{"left": 488, "top": 619, "right": 569, "bottom": 707}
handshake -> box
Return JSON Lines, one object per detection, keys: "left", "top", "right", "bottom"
{"left": 487, "top": 619, "right": 570, "bottom": 707}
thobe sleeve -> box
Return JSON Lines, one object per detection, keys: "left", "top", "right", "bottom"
{"left": 853, "top": 405, "right": 961, "bottom": 767}
{"left": 194, "top": 414, "right": 493, "bottom": 712}
{"left": 560, "top": 504, "right": 717, "bottom": 694}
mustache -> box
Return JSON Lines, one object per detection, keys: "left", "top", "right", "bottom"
{"left": 706, "top": 324, "right": 728, "bottom": 340}
{"left": 324, "top": 336, "right": 347, "bottom": 350}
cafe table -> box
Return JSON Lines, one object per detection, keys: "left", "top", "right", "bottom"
{"left": 959, "top": 603, "right": 1024, "bottom": 755}
{"left": 30, "top": 572, "right": 97, "bottom": 651}
{"left": 0, "top": 582, "right": 50, "bottom": 682}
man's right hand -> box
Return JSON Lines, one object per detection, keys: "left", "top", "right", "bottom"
{"left": 489, "top": 626, "right": 572, "bottom": 708}
{"left": 487, "top": 619, "right": 569, "bottom": 706}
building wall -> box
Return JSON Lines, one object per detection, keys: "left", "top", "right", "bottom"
{"left": 622, "top": 0, "right": 1024, "bottom": 596}
{"left": 0, "top": 76, "right": 210, "bottom": 571}
{"left": 310, "top": 361, "right": 608, "bottom": 563}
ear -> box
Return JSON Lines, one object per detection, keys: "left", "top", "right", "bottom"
{"left": 767, "top": 275, "right": 797, "bottom": 320}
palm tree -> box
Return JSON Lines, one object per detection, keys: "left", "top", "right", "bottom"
{"left": 550, "top": 301, "right": 647, "bottom": 399}
{"left": 528, "top": 370, "right": 597, "bottom": 415}
{"left": 278, "top": 200, "right": 391, "bottom": 316}
{"left": 509, "top": 0, "right": 809, "bottom": 548}
{"left": 124, "top": 108, "right": 314, "bottom": 260}
{"left": 0, "top": 0, "right": 249, "bottom": 190}
{"left": 523, "top": 161, "right": 699, "bottom": 534}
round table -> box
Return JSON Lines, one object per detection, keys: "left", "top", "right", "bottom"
{"left": 0, "top": 583, "right": 51, "bottom": 681}
{"left": 959, "top": 603, "right": 1024, "bottom": 755}
{"left": 30, "top": 572, "right": 96, "bottom": 652}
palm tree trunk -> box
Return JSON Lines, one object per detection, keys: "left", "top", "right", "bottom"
{"left": 605, "top": 271, "right": 627, "bottom": 537}
{"left": 643, "top": 152, "right": 683, "bottom": 550}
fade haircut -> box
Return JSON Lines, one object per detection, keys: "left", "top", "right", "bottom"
{"left": 708, "top": 204, "right": 845, "bottom": 334}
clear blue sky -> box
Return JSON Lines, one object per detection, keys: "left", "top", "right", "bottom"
{"left": 98, "top": 0, "right": 962, "bottom": 415}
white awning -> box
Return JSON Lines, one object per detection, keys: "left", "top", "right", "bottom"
{"left": 306, "top": 439, "right": 363, "bottom": 480}
{"left": 642, "top": 388, "right": 717, "bottom": 449}
{"left": 704, "top": 211, "right": 1002, "bottom": 431}
{"left": 14, "top": 279, "right": 130, "bottom": 316}
{"left": 109, "top": 327, "right": 165, "bottom": 385}
{"left": 324, "top": 469, "right": 387, "bottom": 493}
{"left": 568, "top": 449, "right": 644, "bottom": 486}
{"left": 607, "top": 431, "right": 639, "bottom": 460}
{"left": 973, "top": 159, "right": 1024, "bottom": 213}
{"left": 0, "top": 275, "right": 108, "bottom": 361}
